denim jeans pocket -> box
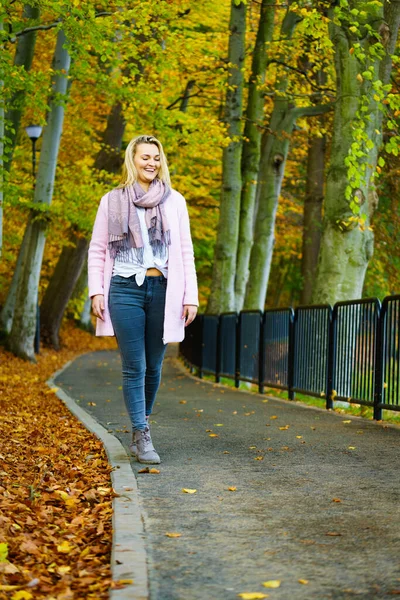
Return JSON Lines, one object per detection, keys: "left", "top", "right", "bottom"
{"left": 111, "top": 275, "right": 132, "bottom": 285}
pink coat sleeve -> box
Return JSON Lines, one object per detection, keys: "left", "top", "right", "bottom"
{"left": 178, "top": 195, "right": 199, "bottom": 307}
{"left": 88, "top": 194, "right": 109, "bottom": 299}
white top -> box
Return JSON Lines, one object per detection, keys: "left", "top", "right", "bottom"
{"left": 112, "top": 206, "right": 168, "bottom": 286}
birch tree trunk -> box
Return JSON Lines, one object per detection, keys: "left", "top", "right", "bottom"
{"left": 207, "top": 0, "right": 246, "bottom": 314}
{"left": 312, "top": 1, "right": 400, "bottom": 305}
{"left": 300, "top": 130, "right": 325, "bottom": 305}
{"left": 8, "top": 29, "right": 70, "bottom": 360}
{"left": 40, "top": 38, "right": 148, "bottom": 347}
{"left": 40, "top": 95, "right": 127, "bottom": 348}
{"left": 244, "top": 99, "right": 332, "bottom": 311}
{"left": 242, "top": 8, "right": 301, "bottom": 311}
{"left": 5, "top": 4, "right": 40, "bottom": 170}
{"left": 234, "top": 0, "right": 274, "bottom": 311}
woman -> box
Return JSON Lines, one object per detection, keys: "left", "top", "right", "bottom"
{"left": 88, "top": 134, "right": 198, "bottom": 464}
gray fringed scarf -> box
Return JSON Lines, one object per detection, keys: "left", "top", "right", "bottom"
{"left": 108, "top": 179, "right": 171, "bottom": 263}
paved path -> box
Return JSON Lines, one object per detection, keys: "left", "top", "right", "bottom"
{"left": 55, "top": 347, "right": 400, "bottom": 600}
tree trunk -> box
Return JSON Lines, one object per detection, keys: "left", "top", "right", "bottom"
{"left": 0, "top": 18, "right": 3, "bottom": 256}
{"left": 40, "top": 234, "right": 88, "bottom": 349}
{"left": 312, "top": 1, "right": 400, "bottom": 305}
{"left": 92, "top": 101, "right": 125, "bottom": 174}
{"left": 38, "top": 40, "right": 147, "bottom": 348}
{"left": 1, "top": 234, "right": 28, "bottom": 332}
{"left": 207, "top": 0, "right": 247, "bottom": 314}
{"left": 243, "top": 105, "right": 295, "bottom": 310}
{"left": 8, "top": 29, "right": 70, "bottom": 360}
{"left": 241, "top": 7, "right": 301, "bottom": 311}
{"left": 234, "top": 0, "right": 275, "bottom": 311}
{"left": 244, "top": 101, "right": 332, "bottom": 311}
{"left": 300, "top": 131, "right": 325, "bottom": 305}
{"left": 69, "top": 262, "right": 94, "bottom": 333}
{"left": 5, "top": 4, "right": 40, "bottom": 170}
{"left": 41, "top": 85, "right": 131, "bottom": 347}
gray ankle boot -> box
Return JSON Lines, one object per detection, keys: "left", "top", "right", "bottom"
{"left": 134, "top": 426, "right": 161, "bottom": 464}
{"left": 129, "top": 416, "right": 149, "bottom": 457}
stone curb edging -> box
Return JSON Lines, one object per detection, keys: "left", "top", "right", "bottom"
{"left": 47, "top": 361, "right": 149, "bottom": 600}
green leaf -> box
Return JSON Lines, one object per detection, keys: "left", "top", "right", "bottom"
{"left": 378, "top": 156, "right": 385, "bottom": 167}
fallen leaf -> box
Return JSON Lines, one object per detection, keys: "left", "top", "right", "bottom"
{"left": 298, "top": 579, "right": 309, "bottom": 584}
{"left": 270, "top": 415, "right": 278, "bottom": 419}
{"left": 182, "top": 488, "right": 197, "bottom": 494}
{"left": 332, "top": 498, "right": 341, "bottom": 503}
{"left": 325, "top": 532, "right": 342, "bottom": 536}
{"left": 254, "top": 456, "right": 264, "bottom": 461}
{"left": 87, "top": 402, "right": 97, "bottom": 406}
{"left": 262, "top": 580, "right": 281, "bottom": 588}
{"left": 111, "top": 578, "right": 134, "bottom": 586}
{"left": 296, "top": 436, "right": 302, "bottom": 439}
{"left": 57, "top": 565, "right": 71, "bottom": 575}
{"left": 57, "top": 541, "right": 73, "bottom": 554}
{"left": 223, "top": 451, "right": 230, "bottom": 454}
{"left": 149, "top": 468, "right": 160, "bottom": 474}
{"left": 179, "top": 400, "right": 187, "bottom": 404}
{"left": 209, "top": 433, "right": 219, "bottom": 438}
{"left": 0, "top": 542, "right": 8, "bottom": 562}
{"left": 165, "top": 532, "right": 182, "bottom": 538}
{"left": 348, "top": 446, "right": 356, "bottom": 450}
{"left": 214, "top": 424, "right": 224, "bottom": 426}
{"left": 249, "top": 446, "right": 257, "bottom": 449}
{"left": 12, "top": 593, "right": 33, "bottom": 600}
{"left": 228, "top": 486, "right": 237, "bottom": 491}
{"left": 138, "top": 466, "right": 160, "bottom": 474}
{"left": 342, "top": 420, "right": 351, "bottom": 424}
{"left": 279, "top": 425, "right": 289, "bottom": 430}
{"left": 237, "top": 594, "right": 269, "bottom": 600}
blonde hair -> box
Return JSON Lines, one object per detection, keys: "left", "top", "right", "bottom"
{"left": 119, "top": 135, "right": 171, "bottom": 188}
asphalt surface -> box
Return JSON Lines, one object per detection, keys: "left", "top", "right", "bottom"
{"left": 55, "top": 346, "right": 400, "bottom": 600}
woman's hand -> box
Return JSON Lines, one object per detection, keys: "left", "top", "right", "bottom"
{"left": 91, "top": 294, "right": 105, "bottom": 321}
{"left": 182, "top": 305, "right": 197, "bottom": 327}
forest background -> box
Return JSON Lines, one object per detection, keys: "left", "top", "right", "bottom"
{"left": 0, "top": 0, "right": 399, "bottom": 361}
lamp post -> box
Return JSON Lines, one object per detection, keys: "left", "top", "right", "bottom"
{"left": 25, "top": 124, "right": 42, "bottom": 179}
{"left": 25, "top": 124, "right": 43, "bottom": 353}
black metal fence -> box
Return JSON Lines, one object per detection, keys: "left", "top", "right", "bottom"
{"left": 179, "top": 295, "right": 400, "bottom": 420}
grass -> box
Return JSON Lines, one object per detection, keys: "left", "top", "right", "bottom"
{"left": 194, "top": 368, "right": 400, "bottom": 425}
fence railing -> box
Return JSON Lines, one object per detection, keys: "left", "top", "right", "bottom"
{"left": 179, "top": 295, "right": 400, "bottom": 421}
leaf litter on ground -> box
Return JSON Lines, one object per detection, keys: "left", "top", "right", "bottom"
{"left": 0, "top": 322, "right": 117, "bottom": 598}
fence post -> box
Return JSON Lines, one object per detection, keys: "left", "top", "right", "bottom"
{"left": 235, "top": 312, "right": 241, "bottom": 388}
{"left": 258, "top": 311, "right": 265, "bottom": 394}
{"left": 215, "top": 315, "right": 221, "bottom": 384}
{"left": 288, "top": 308, "right": 295, "bottom": 400}
{"left": 198, "top": 314, "right": 204, "bottom": 379}
{"left": 326, "top": 304, "right": 336, "bottom": 410}
{"left": 374, "top": 300, "right": 384, "bottom": 421}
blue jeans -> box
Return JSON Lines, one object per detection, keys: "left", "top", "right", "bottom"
{"left": 109, "top": 274, "right": 167, "bottom": 432}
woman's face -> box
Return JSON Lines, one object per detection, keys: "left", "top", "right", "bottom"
{"left": 134, "top": 143, "right": 161, "bottom": 189}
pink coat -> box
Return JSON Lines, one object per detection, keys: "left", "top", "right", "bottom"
{"left": 88, "top": 189, "right": 199, "bottom": 344}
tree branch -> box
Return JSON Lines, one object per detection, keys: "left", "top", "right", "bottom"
{"left": 292, "top": 103, "right": 334, "bottom": 119}
{"left": 9, "top": 11, "right": 113, "bottom": 43}
{"left": 166, "top": 90, "right": 202, "bottom": 110}
{"left": 268, "top": 59, "right": 335, "bottom": 93}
